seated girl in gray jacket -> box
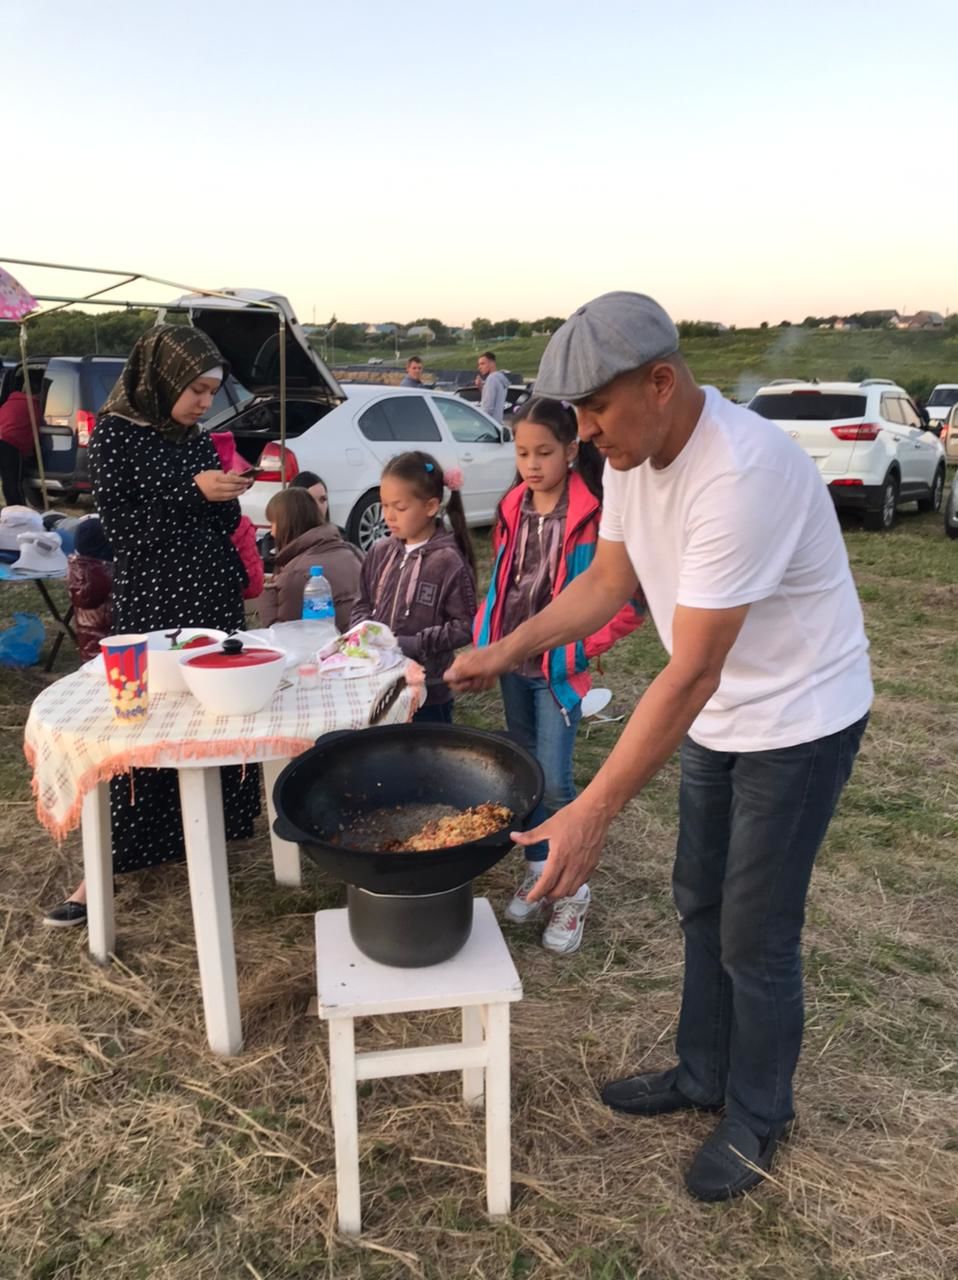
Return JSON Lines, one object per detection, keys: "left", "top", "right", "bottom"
{"left": 256, "top": 487, "right": 362, "bottom": 632}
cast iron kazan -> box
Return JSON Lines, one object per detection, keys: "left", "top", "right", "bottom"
{"left": 271, "top": 723, "right": 544, "bottom": 965}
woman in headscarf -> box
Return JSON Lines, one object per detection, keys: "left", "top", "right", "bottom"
{"left": 43, "top": 325, "right": 261, "bottom": 926}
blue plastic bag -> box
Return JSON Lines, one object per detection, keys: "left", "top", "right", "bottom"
{"left": 0, "top": 612, "right": 46, "bottom": 668}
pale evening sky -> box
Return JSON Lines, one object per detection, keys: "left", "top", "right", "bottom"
{"left": 4, "top": 0, "right": 957, "bottom": 329}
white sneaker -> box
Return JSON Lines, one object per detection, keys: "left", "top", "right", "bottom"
{"left": 504, "top": 865, "right": 547, "bottom": 923}
{"left": 541, "top": 886, "right": 591, "bottom": 955}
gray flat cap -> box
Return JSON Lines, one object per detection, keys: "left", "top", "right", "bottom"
{"left": 535, "top": 291, "right": 679, "bottom": 401}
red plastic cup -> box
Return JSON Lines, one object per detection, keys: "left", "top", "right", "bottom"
{"left": 100, "top": 633, "right": 149, "bottom": 721}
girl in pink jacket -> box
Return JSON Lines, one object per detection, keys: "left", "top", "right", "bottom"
{"left": 475, "top": 398, "right": 644, "bottom": 955}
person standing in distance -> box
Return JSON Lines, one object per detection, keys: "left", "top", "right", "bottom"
{"left": 447, "top": 292, "right": 872, "bottom": 1202}
{"left": 401, "top": 356, "right": 425, "bottom": 387}
{"left": 476, "top": 351, "right": 510, "bottom": 424}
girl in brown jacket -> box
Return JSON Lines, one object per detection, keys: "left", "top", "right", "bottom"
{"left": 350, "top": 451, "right": 476, "bottom": 722}
{"left": 257, "top": 487, "right": 362, "bottom": 631}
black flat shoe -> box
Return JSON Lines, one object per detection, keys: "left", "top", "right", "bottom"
{"left": 600, "top": 1066, "right": 724, "bottom": 1117}
{"left": 685, "top": 1117, "right": 781, "bottom": 1201}
{"left": 42, "top": 900, "right": 88, "bottom": 928}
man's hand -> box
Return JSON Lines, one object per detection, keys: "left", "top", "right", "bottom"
{"left": 445, "top": 643, "right": 516, "bottom": 692}
{"left": 517, "top": 797, "right": 611, "bottom": 903}
{"left": 193, "top": 469, "right": 250, "bottom": 502}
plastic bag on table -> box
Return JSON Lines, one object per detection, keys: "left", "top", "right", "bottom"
{"left": 0, "top": 612, "right": 45, "bottom": 668}
{"left": 243, "top": 619, "right": 339, "bottom": 665}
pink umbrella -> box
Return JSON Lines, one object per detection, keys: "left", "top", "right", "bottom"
{"left": 0, "top": 266, "right": 37, "bottom": 321}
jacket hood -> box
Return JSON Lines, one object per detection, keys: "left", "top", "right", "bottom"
{"left": 275, "top": 523, "right": 351, "bottom": 567}
{"left": 498, "top": 471, "right": 599, "bottom": 548}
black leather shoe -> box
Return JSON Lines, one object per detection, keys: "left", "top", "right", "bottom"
{"left": 600, "top": 1066, "right": 724, "bottom": 1117}
{"left": 42, "top": 900, "right": 87, "bottom": 928}
{"left": 685, "top": 1117, "right": 780, "bottom": 1201}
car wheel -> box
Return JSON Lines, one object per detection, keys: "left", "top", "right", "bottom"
{"left": 944, "top": 480, "right": 958, "bottom": 539}
{"left": 348, "top": 490, "right": 388, "bottom": 551}
{"left": 918, "top": 464, "right": 946, "bottom": 513}
{"left": 863, "top": 471, "right": 899, "bottom": 532}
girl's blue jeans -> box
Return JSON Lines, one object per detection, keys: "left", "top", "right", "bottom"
{"left": 499, "top": 674, "right": 581, "bottom": 862}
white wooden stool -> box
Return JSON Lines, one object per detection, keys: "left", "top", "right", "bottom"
{"left": 314, "top": 897, "right": 522, "bottom": 1235}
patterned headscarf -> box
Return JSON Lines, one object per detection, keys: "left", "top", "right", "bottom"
{"left": 101, "top": 325, "right": 228, "bottom": 444}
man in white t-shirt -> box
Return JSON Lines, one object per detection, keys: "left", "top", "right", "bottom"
{"left": 447, "top": 292, "right": 871, "bottom": 1202}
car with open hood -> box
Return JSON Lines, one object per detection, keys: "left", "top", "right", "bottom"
{"left": 177, "top": 291, "right": 518, "bottom": 550}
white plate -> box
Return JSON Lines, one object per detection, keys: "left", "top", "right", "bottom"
{"left": 319, "top": 648, "right": 404, "bottom": 680}
{"left": 581, "top": 687, "right": 613, "bottom": 718}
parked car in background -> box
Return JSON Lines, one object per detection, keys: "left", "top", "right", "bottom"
{"left": 455, "top": 374, "right": 532, "bottom": 419}
{"left": 0, "top": 354, "right": 249, "bottom": 506}
{"left": 152, "top": 290, "right": 518, "bottom": 550}
{"left": 749, "top": 379, "right": 946, "bottom": 531}
{"left": 940, "top": 402, "right": 958, "bottom": 465}
{"left": 925, "top": 383, "right": 958, "bottom": 431}
{"left": 231, "top": 384, "right": 516, "bottom": 549}
{"left": 944, "top": 476, "right": 958, "bottom": 539}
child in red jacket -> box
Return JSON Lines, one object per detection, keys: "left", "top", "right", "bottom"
{"left": 475, "top": 398, "right": 645, "bottom": 955}
{"left": 67, "top": 515, "right": 114, "bottom": 661}
{"left": 210, "top": 431, "right": 264, "bottom": 599}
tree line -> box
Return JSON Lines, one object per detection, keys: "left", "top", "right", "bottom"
{"left": 0, "top": 309, "right": 157, "bottom": 359}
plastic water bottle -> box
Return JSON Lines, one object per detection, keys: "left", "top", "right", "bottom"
{"left": 302, "top": 566, "right": 335, "bottom": 623}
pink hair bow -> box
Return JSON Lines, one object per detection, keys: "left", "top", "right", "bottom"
{"left": 443, "top": 467, "right": 464, "bottom": 492}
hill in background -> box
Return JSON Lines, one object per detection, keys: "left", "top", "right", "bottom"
{"left": 339, "top": 326, "right": 958, "bottom": 403}
{"left": 4, "top": 312, "right": 956, "bottom": 404}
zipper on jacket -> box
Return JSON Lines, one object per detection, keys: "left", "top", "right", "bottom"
{"left": 388, "top": 555, "right": 408, "bottom": 630}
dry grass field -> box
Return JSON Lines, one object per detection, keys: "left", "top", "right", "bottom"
{"left": 1, "top": 505, "right": 957, "bottom": 1280}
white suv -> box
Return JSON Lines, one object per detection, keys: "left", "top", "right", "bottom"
{"left": 926, "top": 383, "right": 958, "bottom": 430}
{"left": 749, "top": 379, "right": 946, "bottom": 531}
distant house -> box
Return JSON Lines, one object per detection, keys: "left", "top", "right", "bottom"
{"left": 891, "top": 311, "right": 944, "bottom": 331}
{"left": 830, "top": 310, "right": 898, "bottom": 330}
{"left": 405, "top": 325, "right": 435, "bottom": 341}
{"left": 364, "top": 323, "right": 398, "bottom": 336}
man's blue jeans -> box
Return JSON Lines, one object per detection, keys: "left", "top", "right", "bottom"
{"left": 672, "top": 714, "right": 868, "bottom": 1137}
{"left": 500, "top": 675, "right": 581, "bottom": 862}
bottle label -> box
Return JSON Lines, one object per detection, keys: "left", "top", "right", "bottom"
{"left": 302, "top": 600, "right": 335, "bottom": 621}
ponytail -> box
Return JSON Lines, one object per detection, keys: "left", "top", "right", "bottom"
{"left": 444, "top": 488, "right": 476, "bottom": 579}
{"left": 574, "top": 438, "right": 604, "bottom": 502}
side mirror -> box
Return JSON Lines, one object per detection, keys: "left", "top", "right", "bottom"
{"left": 500, "top": 425, "right": 513, "bottom": 443}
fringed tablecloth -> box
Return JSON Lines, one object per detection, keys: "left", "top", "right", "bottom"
{"left": 25, "top": 664, "right": 422, "bottom": 840}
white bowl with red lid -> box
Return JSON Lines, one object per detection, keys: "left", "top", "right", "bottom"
{"left": 179, "top": 637, "right": 287, "bottom": 716}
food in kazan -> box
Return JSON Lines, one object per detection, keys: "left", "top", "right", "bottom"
{"left": 385, "top": 803, "right": 512, "bottom": 852}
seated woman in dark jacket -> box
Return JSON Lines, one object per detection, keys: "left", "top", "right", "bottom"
{"left": 256, "top": 487, "right": 362, "bottom": 631}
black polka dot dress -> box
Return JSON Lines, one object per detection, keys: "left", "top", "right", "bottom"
{"left": 89, "top": 415, "right": 261, "bottom": 874}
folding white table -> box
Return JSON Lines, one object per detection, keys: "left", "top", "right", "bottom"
{"left": 25, "top": 665, "right": 421, "bottom": 1057}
